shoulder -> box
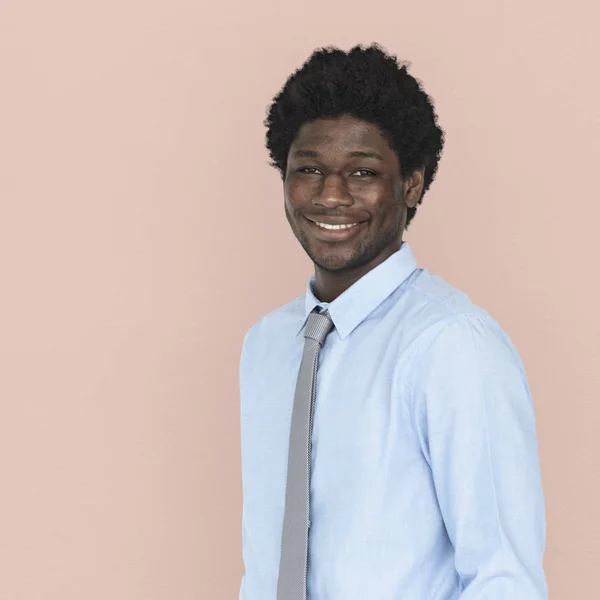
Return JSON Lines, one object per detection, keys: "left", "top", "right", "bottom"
{"left": 239, "top": 294, "right": 305, "bottom": 363}
{"left": 406, "top": 269, "right": 507, "bottom": 335}
{"left": 407, "top": 268, "right": 490, "bottom": 323}
{"left": 401, "top": 272, "right": 531, "bottom": 414}
{"left": 404, "top": 269, "right": 525, "bottom": 375}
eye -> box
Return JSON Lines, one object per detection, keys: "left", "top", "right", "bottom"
{"left": 353, "top": 169, "right": 376, "bottom": 177}
{"left": 297, "top": 167, "right": 322, "bottom": 175}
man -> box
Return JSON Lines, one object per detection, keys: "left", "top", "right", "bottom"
{"left": 238, "top": 43, "right": 547, "bottom": 599}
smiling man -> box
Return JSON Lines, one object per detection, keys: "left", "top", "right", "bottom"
{"left": 238, "top": 43, "right": 548, "bottom": 600}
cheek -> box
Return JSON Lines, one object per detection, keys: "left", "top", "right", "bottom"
{"left": 283, "top": 189, "right": 303, "bottom": 218}
{"left": 283, "top": 190, "right": 298, "bottom": 211}
{"left": 357, "top": 189, "right": 398, "bottom": 215}
{"left": 282, "top": 181, "right": 294, "bottom": 205}
{"left": 349, "top": 178, "right": 392, "bottom": 201}
{"left": 286, "top": 181, "right": 314, "bottom": 207}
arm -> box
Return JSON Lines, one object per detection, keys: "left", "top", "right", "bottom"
{"left": 239, "top": 573, "right": 246, "bottom": 600}
{"left": 411, "top": 313, "right": 548, "bottom": 599}
{"left": 239, "top": 329, "right": 251, "bottom": 600}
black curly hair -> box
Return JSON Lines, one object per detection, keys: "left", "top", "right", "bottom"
{"left": 264, "top": 43, "right": 445, "bottom": 228}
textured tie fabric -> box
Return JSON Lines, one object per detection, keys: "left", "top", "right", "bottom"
{"left": 276, "top": 308, "right": 335, "bottom": 600}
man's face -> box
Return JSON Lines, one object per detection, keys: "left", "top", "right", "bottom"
{"left": 284, "top": 115, "right": 418, "bottom": 274}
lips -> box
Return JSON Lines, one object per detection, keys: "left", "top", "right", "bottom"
{"left": 305, "top": 215, "right": 365, "bottom": 226}
{"left": 304, "top": 215, "right": 368, "bottom": 241}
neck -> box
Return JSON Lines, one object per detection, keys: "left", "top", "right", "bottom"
{"left": 312, "top": 240, "right": 403, "bottom": 303}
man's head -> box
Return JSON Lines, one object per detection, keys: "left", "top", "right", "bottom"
{"left": 264, "top": 43, "right": 445, "bottom": 276}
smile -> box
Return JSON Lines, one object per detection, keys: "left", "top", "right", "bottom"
{"left": 314, "top": 221, "right": 359, "bottom": 230}
{"left": 305, "top": 216, "right": 367, "bottom": 241}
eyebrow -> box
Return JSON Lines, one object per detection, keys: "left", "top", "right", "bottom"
{"left": 292, "top": 149, "right": 384, "bottom": 161}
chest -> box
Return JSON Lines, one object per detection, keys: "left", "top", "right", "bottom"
{"left": 241, "top": 329, "right": 422, "bottom": 489}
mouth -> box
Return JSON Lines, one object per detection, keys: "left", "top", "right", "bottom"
{"left": 304, "top": 216, "right": 368, "bottom": 242}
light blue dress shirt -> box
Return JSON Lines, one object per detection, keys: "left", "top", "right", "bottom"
{"left": 239, "top": 242, "right": 547, "bottom": 599}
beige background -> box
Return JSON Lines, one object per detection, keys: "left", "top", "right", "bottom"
{"left": 1, "top": 0, "right": 598, "bottom": 598}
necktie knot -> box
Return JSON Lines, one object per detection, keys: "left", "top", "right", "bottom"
{"left": 304, "top": 309, "right": 334, "bottom": 346}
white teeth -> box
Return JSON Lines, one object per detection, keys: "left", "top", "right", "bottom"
{"left": 315, "top": 221, "right": 359, "bottom": 230}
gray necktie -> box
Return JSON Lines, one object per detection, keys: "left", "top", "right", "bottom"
{"left": 277, "top": 308, "right": 335, "bottom": 600}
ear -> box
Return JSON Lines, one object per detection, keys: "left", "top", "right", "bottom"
{"left": 403, "top": 167, "right": 425, "bottom": 208}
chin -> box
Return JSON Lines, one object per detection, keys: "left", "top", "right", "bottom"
{"left": 311, "top": 247, "right": 367, "bottom": 273}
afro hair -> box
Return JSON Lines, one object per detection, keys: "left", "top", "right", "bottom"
{"left": 264, "top": 42, "right": 445, "bottom": 228}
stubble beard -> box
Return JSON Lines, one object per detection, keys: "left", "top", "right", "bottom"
{"left": 290, "top": 208, "right": 404, "bottom": 274}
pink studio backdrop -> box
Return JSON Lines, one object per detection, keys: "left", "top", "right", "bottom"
{"left": 1, "top": 1, "right": 598, "bottom": 598}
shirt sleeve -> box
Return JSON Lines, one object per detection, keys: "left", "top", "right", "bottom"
{"left": 239, "top": 326, "right": 254, "bottom": 600}
{"left": 239, "top": 573, "right": 246, "bottom": 600}
{"left": 411, "top": 313, "right": 548, "bottom": 599}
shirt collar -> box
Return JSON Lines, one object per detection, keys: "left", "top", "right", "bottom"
{"left": 296, "top": 242, "right": 418, "bottom": 340}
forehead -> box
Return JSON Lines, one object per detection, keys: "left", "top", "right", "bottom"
{"left": 291, "top": 116, "right": 393, "bottom": 155}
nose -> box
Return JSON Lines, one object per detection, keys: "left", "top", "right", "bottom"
{"left": 314, "top": 173, "right": 353, "bottom": 208}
